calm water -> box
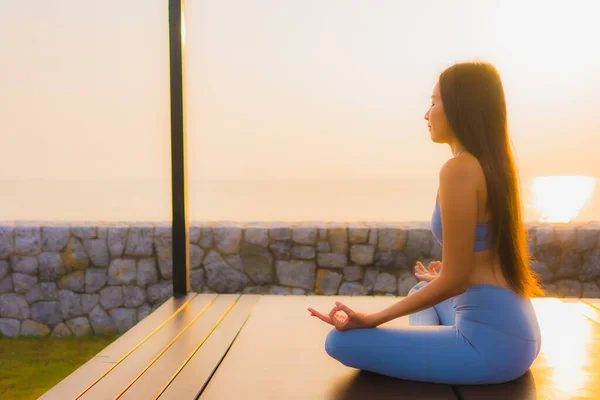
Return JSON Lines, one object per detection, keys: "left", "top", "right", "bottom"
{"left": 1, "top": 178, "right": 599, "bottom": 223}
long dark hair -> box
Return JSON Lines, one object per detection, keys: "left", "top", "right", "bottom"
{"left": 438, "top": 61, "right": 543, "bottom": 297}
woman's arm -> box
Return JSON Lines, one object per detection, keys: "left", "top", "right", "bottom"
{"left": 367, "top": 155, "right": 480, "bottom": 327}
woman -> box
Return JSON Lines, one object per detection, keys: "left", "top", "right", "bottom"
{"left": 307, "top": 61, "right": 543, "bottom": 385}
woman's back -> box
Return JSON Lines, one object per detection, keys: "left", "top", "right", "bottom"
{"left": 433, "top": 150, "right": 511, "bottom": 290}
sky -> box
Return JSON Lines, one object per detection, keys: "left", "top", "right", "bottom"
{"left": 1, "top": 0, "right": 599, "bottom": 222}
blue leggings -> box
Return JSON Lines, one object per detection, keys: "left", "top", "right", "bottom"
{"left": 325, "top": 281, "right": 542, "bottom": 385}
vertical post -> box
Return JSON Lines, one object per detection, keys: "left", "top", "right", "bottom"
{"left": 168, "top": 0, "right": 189, "bottom": 297}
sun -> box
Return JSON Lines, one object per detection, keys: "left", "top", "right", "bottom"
{"left": 529, "top": 176, "right": 597, "bottom": 223}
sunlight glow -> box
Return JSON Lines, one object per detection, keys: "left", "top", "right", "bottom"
{"left": 533, "top": 299, "right": 592, "bottom": 398}
{"left": 529, "top": 176, "right": 597, "bottom": 223}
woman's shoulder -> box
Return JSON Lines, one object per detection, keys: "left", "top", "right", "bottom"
{"left": 439, "top": 152, "right": 485, "bottom": 189}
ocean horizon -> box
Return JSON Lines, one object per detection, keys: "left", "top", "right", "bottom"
{"left": 2, "top": 177, "right": 599, "bottom": 224}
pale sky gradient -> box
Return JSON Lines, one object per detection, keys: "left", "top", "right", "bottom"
{"left": 1, "top": 1, "right": 599, "bottom": 222}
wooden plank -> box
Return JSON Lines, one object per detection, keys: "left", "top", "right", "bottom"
{"left": 582, "top": 298, "right": 600, "bottom": 311}
{"left": 79, "top": 294, "right": 217, "bottom": 399}
{"left": 39, "top": 360, "right": 118, "bottom": 400}
{"left": 118, "top": 294, "right": 241, "bottom": 400}
{"left": 459, "top": 298, "right": 600, "bottom": 400}
{"left": 97, "top": 293, "right": 198, "bottom": 362}
{"left": 561, "top": 299, "right": 600, "bottom": 324}
{"left": 158, "top": 295, "right": 261, "bottom": 400}
{"left": 38, "top": 293, "right": 198, "bottom": 400}
{"left": 198, "top": 295, "right": 457, "bottom": 400}
{"left": 562, "top": 298, "right": 600, "bottom": 324}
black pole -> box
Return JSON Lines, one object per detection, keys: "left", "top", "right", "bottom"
{"left": 168, "top": 0, "right": 190, "bottom": 297}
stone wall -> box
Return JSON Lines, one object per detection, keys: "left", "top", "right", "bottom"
{"left": 0, "top": 221, "right": 599, "bottom": 337}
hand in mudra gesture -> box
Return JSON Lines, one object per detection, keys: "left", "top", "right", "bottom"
{"left": 307, "top": 301, "right": 374, "bottom": 331}
{"left": 414, "top": 260, "right": 442, "bottom": 282}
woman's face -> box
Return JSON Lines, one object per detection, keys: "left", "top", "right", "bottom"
{"left": 424, "top": 82, "right": 453, "bottom": 143}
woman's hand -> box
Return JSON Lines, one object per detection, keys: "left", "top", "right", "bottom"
{"left": 307, "top": 301, "right": 375, "bottom": 331}
{"left": 414, "top": 260, "right": 442, "bottom": 282}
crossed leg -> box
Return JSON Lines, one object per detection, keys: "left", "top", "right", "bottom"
{"left": 407, "top": 280, "right": 456, "bottom": 326}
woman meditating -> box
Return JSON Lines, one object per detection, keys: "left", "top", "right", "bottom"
{"left": 308, "top": 61, "right": 543, "bottom": 385}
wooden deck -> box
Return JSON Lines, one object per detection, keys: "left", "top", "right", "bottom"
{"left": 40, "top": 295, "right": 600, "bottom": 400}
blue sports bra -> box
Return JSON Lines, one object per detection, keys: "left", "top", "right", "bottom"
{"left": 431, "top": 198, "right": 493, "bottom": 252}
{"left": 431, "top": 149, "right": 493, "bottom": 252}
